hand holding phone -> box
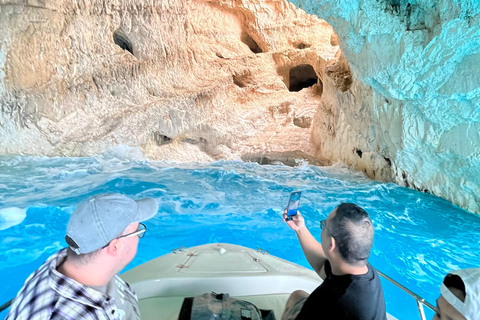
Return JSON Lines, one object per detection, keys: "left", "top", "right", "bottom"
{"left": 285, "top": 191, "right": 302, "bottom": 221}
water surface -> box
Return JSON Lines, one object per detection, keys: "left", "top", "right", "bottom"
{"left": 0, "top": 150, "right": 478, "bottom": 319}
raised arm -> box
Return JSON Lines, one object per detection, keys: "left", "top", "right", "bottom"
{"left": 283, "top": 210, "right": 328, "bottom": 278}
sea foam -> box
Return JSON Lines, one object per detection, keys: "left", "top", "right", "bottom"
{"left": 0, "top": 207, "right": 27, "bottom": 230}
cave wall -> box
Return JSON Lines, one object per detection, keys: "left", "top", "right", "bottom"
{"left": 0, "top": 0, "right": 349, "bottom": 165}
{"left": 0, "top": 0, "right": 478, "bottom": 213}
{"left": 290, "top": 0, "right": 480, "bottom": 213}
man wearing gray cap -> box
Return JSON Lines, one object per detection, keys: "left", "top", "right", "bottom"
{"left": 6, "top": 193, "right": 158, "bottom": 320}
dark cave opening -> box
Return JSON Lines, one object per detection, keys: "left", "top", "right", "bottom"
{"left": 288, "top": 64, "right": 318, "bottom": 92}
{"left": 113, "top": 30, "right": 134, "bottom": 55}
{"left": 241, "top": 31, "right": 263, "bottom": 54}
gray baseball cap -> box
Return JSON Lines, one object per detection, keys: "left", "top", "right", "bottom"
{"left": 65, "top": 193, "right": 159, "bottom": 254}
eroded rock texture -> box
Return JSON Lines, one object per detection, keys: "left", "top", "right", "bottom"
{"left": 0, "top": 0, "right": 347, "bottom": 167}
{"left": 0, "top": 0, "right": 478, "bottom": 213}
{"left": 291, "top": 0, "right": 480, "bottom": 213}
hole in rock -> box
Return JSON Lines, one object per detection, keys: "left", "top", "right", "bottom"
{"left": 232, "top": 72, "right": 254, "bottom": 88}
{"left": 288, "top": 64, "right": 318, "bottom": 92}
{"left": 233, "top": 75, "right": 246, "bottom": 88}
{"left": 241, "top": 31, "right": 263, "bottom": 54}
{"left": 401, "top": 171, "right": 410, "bottom": 187}
{"left": 113, "top": 30, "right": 133, "bottom": 55}
{"left": 293, "top": 116, "right": 312, "bottom": 128}
{"left": 153, "top": 132, "right": 172, "bottom": 146}
{"left": 295, "top": 42, "right": 310, "bottom": 49}
{"left": 355, "top": 148, "right": 363, "bottom": 158}
{"left": 389, "top": 0, "right": 400, "bottom": 14}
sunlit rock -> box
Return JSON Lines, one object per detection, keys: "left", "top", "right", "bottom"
{"left": 0, "top": 0, "right": 343, "bottom": 166}
{"left": 0, "top": 0, "right": 478, "bottom": 214}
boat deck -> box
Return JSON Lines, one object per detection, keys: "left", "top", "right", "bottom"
{"left": 121, "top": 243, "right": 397, "bottom": 320}
{"left": 138, "top": 294, "right": 290, "bottom": 320}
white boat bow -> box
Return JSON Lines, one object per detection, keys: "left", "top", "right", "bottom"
{"left": 121, "top": 243, "right": 399, "bottom": 320}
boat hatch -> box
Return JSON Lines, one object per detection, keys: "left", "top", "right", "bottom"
{"left": 177, "top": 248, "right": 268, "bottom": 273}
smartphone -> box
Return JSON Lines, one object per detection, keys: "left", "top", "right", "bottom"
{"left": 286, "top": 191, "right": 302, "bottom": 221}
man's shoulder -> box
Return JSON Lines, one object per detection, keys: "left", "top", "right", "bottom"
{"left": 365, "top": 263, "right": 382, "bottom": 283}
{"left": 7, "top": 294, "right": 109, "bottom": 320}
{"left": 5, "top": 250, "right": 64, "bottom": 318}
{"left": 6, "top": 249, "right": 106, "bottom": 320}
{"left": 6, "top": 277, "right": 58, "bottom": 319}
{"left": 7, "top": 277, "right": 110, "bottom": 320}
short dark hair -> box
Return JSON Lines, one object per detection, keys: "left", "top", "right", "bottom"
{"left": 328, "top": 203, "right": 374, "bottom": 266}
{"left": 66, "top": 247, "right": 101, "bottom": 265}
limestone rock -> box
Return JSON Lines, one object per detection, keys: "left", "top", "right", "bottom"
{"left": 291, "top": 0, "right": 480, "bottom": 213}
{"left": 0, "top": 0, "right": 342, "bottom": 167}
{"left": 1, "top": 0, "right": 479, "bottom": 214}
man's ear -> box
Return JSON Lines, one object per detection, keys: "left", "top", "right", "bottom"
{"left": 328, "top": 236, "right": 336, "bottom": 253}
{"left": 106, "top": 239, "right": 120, "bottom": 257}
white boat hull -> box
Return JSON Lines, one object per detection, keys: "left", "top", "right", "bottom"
{"left": 121, "top": 243, "right": 396, "bottom": 320}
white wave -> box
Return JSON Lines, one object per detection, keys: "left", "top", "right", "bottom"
{"left": 295, "top": 159, "right": 310, "bottom": 170}
{"left": 100, "top": 145, "right": 146, "bottom": 161}
{"left": 0, "top": 207, "right": 27, "bottom": 230}
{"left": 2, "top": 241, "right": 63, "bottom": 268}
{"left": 320, "top": 161, "right": 371, "bottom": 181}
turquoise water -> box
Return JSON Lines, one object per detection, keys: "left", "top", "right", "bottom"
{"left": 0, "top": 151, "right": 479, "bottom": 319}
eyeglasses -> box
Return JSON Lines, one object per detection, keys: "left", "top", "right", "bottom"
{"left": 117, "top": 223, "right": 147, "bottom": 239}
{"left": 320, "top": 219, "right": 335, "bottom": 237}
{"left": 101, "top": 223, "right": 147, "bottom": 249}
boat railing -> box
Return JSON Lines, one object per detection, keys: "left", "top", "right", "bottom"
{"left": 0, "top": 299, "right": 12, "bottom": 314}
{"left": 375, "top": 268, "right": 436, "bottom": 320}
{"left": 0, "top": 268, "right": 437, "bottom": 318}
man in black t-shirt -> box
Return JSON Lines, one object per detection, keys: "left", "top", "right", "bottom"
{"left": 281, "top": 203, "right": 387, "bottom": 320}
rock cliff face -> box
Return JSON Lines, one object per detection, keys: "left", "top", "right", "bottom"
{"left": 0, "top": 0, "right": 478, "bottom": 213}
{"left": 0, "top": 0, "right": 347, "bottom": 167}
{"left": 288, "top": 0, "right": 479, "bottom": 213}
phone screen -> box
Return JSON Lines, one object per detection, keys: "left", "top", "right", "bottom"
{"left": 287, "top": 191, "right": 302, "bottom": 218}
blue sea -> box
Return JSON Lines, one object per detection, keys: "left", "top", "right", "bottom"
{"left": 0, "top": 148, "right": 479, "bottom": 319}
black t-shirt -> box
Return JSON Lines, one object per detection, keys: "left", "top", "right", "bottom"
{"left": 295, "top": 261, "right": 387, "bottom": 320}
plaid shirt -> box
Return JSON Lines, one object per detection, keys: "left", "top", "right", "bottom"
{"left": 6, "top": 248, "right": 140, "bottom": 320}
